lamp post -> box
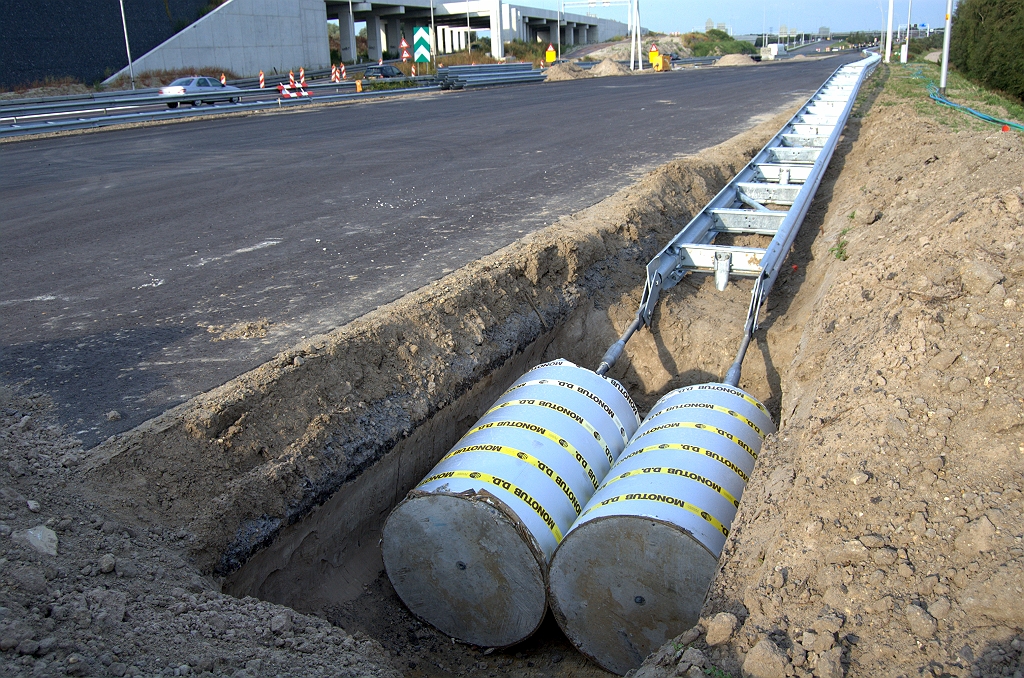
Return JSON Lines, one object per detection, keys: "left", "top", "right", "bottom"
{"left": 884, "top": 0, "right": 894, "bottom": 62}
{"left": 118, "top": 0, "right": 135, "bottom": 89}
{"left": 939, "top": 0, "right": 953, "bottom": 96}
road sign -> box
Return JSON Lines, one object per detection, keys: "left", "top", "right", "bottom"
{"left": 400, "top": 37, "right": 409, "bottom": 50}
{"left": 414, "top": 26, "right": 432, "bottom": 63}
{"left": 402, "top": 49, "right": 411, "bottom": 62}
{"left": 545, "top": 43, "right": 556, "bottom": 63}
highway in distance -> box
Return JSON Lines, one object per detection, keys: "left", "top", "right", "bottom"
{"left": 0, "top": 55, "right": 859, "bottom": 446}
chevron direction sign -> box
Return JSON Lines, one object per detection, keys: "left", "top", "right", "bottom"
{"left": 414, "top": 26, "right": 432, "bottom": 63}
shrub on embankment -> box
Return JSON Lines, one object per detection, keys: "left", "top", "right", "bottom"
{"left": 950, "top": 0, "right": 1024, "bottom": 101}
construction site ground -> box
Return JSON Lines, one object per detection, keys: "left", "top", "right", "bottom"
{"left": 2, "top": 61, "right": 1023, "bottom": 678}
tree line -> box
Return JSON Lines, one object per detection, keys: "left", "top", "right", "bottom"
{"left": 950, "top": 0, "right": 1024, "bottom": 101}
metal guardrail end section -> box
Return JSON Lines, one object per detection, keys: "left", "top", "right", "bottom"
{"left": 637, "top": 52, "right": 881, "bottom": 328}
{"left": 436, "top": 63, "right": 546, "bottom": 90}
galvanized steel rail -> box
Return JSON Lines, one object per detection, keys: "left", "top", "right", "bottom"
{"left": 0, "top": 83, "right": 440, "bottom": 139}
{"left": 437, "top": 63, "right": 546, "bottom": 89}
{"left": 596, "top": 52, "right": 881, "bottom": 378}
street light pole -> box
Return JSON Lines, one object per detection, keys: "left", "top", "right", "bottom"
{"left": 430, "top": 0, "right": 436, "bottom": 66}
{"left": 118, "top": 0, "right": 135, "bottom": 89}
{"left": 884, "top": 0, "right": 894, "bottom": 62}
{"left": 939, "top": 0, "right": 953, "bottom": 96}
{"left": 347, "top": 0, "right": 354, "bottom": 62}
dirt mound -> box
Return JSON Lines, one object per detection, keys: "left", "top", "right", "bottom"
{"left": 633, "top": 67, "right": 1024, "bottom": 678}
{"left": 0, "top": 385, "right": 401, "bottom": 677}
{"left": 588, "top": 36, "right": 691, "bottom": 62}
{"left": 590, "top": 59, "right": 632, "bottom": 77}
{"left": 716, "top": 54, "right": 757, "bottom": 67}
{"left": 545, "top": 62, "right": 594, "bottom": 82}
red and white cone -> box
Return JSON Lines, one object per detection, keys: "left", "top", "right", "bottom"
{"left": 341, "top": 64, "right": 347, "bottom": 80}
{"left": 411, "top": 64, "right": 417, "bottom": 76}
{"left": 299, "top": 67, "right": 306, "bottom": 87}
{"left": 289, "top": 70, "right": 296, "bottom": 87}
{"left": 378, "top": 58, "right": 383, "bottom": 65}
{"left": 259, "top": 70, "right": 265, "bottom": 88}
{"left": 331, "top": 65, "right": 339, "bottom": 83}
{"left": 220, "top": 73, "right": 226, "bottom": 85}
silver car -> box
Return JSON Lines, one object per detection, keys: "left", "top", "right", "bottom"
{"left": 158, "top": 76, "right": 241, "bottom": 108}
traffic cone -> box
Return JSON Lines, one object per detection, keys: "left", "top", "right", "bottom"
{"left": 220, "top": 73, "right": 226, "bottom": 85}
{"left": 299, "top": 67, "right": 306, "bottom": 87}
{"left": 378, "top": 57, "right": 383, "bottom": 65}
{"left": 411, "top": 64, "right": 417, "bottom": 76}
{"left": 341, "top": 64, "right": 347, "bottom": 80}
{"left": 289, "top": 70, "right": 296, "bottom": 87}
{"left": 259, "top": 70, "right": 265, "bottom": 88}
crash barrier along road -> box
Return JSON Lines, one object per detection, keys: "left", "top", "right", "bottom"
{"left": 0, "top": 63, "right": 556, "bottom": 139}
{"left": 382, "top": 52, "right": 880, "bottom": 672}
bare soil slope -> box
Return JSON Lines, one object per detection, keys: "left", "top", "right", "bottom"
{"left": 632, "top": 66, "right": 1024, "bottom": 678}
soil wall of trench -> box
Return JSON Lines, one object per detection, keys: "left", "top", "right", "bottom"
{"left": 78, "top": 103, "right": 808, "bottom": 619}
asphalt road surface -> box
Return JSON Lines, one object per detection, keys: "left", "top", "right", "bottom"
{"left": 1, "top": 55, "right": 859, "bottom": 447}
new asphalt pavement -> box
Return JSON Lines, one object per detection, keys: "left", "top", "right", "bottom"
{"left": 0, "top": 55, "right": 859, "bottom": 446}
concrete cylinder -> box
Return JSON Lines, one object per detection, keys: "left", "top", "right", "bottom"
{"left": 548, "top": 383, "right": 775, "bottom": 675}
{"left": 382, "top": 359, "right": 638, "bottom": 648}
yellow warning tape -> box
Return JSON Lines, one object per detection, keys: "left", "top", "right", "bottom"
{"left": 602, "top": 465, "right": 740, "bottom": 508}
{"left": 581, "top": 492, "right": 729, "bottom": 538}
{"left": 524, "top": 359, "right": 641, "bottom": 422}
{"left": 614, "top": 443, "right": 750, "bottom": 483}
{"left": 417, "top": 469, "right": 563, "bottom": 542}
{"left": 633, "top": 421, "right": 758, "bottom": 461}
{"left": 460, "top": 418, "right": 600, "bottom": 490}
{"left": 487, "top": 397, "right": 614, "bottom": 469}
{"left": 675, "top": 383, "right": 771, "bottom": 419}
{"left": 648, "top": 402, "right": 766, "bottom": 439}
{"left": 503, "top": 378, "right": 631, "bottom": 444}
{"left": 438, "top": 442, "right": 583, "bottom": 514}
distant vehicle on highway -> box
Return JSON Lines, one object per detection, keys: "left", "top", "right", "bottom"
{"left": 158, "top": 77, "right": 241, "bottom": 108}
{"left": 362, "top": 65, "right": 404, "bottom": 79}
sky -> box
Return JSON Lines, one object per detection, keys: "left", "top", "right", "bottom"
{"left": 527, "top": 0, "right": 955, "bottom": 35}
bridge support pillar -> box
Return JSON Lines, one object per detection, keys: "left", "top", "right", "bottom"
{"left": 490, "top": 0, "right": 504, "bottom": 58}
{"left": 564, "top": 23, "right": 575, "bottom": 46}
{"left": 335, "top": 5, "right": 357, "bottom": 63}
{"left": 386, "top": 18, "right": 402, "bottom": 55}
{"left": 366, "top": 15, "right": 384, "bottom": 61}
{"left": 547, "top": 19, "right": 560, "bottom": 47}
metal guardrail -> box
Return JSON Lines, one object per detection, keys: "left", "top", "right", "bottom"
{"left": 596, "top": 51, "right": 881, "bottom": 377}
{"left": 0, "top": 84, "right": 441, "bottom": 139}
{"left": 437, "top": 63, "right": 546, "bottom": 89}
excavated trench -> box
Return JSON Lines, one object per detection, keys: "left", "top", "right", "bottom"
{"left": 79, "top": 103, "right": 841, "bottom": 677}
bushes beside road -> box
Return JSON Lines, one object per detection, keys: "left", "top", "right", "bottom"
{"left": 951, "top": 0, "right": 1024, "bottom": 101}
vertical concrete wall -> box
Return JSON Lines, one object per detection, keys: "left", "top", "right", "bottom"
{"left": 106, "top": 0, "right": 330, "bottom": 82}
{"left": 596, "top": 18, "right": 628, "bottom": 42}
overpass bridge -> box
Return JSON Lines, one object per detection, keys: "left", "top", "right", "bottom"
{"left": 328, "top": 1, "right": 623, "bottom": 61}
{"left": 106, "top": 0, "right": 628, "bottom": 83}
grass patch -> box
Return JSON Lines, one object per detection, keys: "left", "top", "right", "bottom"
{"left": 683, "top": 29, "right": 757, "bottom": 57}
{"left": 104, "top": 68, "right": 241, "bottom": 90}
{"left": 880, "top": 62, "right": 1024, "bottom": 132}
{"left": 829, "top": 227, "right": 851, "bottom": 261}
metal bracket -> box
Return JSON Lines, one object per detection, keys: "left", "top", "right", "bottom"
{"left": 713, "top": 251, "right": 732, "bottom": 291}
